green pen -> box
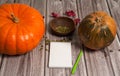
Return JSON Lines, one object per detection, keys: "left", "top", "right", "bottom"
{"left": 71, "top": 50, "right": 83, "bottom": 74}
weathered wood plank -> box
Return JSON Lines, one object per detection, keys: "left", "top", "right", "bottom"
{"left": 106, "top": 0, "right": 120, "bottom": 36}
{"left": 0, "top": 1, "right": 18, "bottom": 76}
{"left": 63, "top": 0, "right": 87, "bottom": 76}
{"left": 24, "top": 0, "right": 46, "bottom": 76}
{"left": 0, "top": 0, "right": 119, "bottom": 76}
{"left": 14, "top": 0, "right": 31, "bottom": 5}
{"left": 106, "top": 0, "right": 120, "bottom": 76}
{"left": 0, "top": 0, "right": 4, "bottom": 73}
{"left": 0, "top": 55, "right": 2, "bottom": 68}
{"left": 45, "top": 0, "right": 66, "bottom": 76}
{"left": 0, "top": 0, "right": 46, "bottom": 76}
{"left": 45, "top": 0, "right": 87, "bottom": 76}
{"left": 0, "top": 0, "right": 14, "bottom": 4}
{"left": 0, "top": 0, "right": 15, "bottom": 71}
{"left": 77, "top": 0, "right": 116, "bottom": 76}
{"left": 0, "top": 55, "right": 25, "bottom": 76}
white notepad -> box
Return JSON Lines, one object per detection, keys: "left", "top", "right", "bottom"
{"left": 49, "top": 42, "right": 72, "bottom": 68}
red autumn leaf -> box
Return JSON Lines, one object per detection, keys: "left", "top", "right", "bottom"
{"left": 65, "top": 10, "right": 76, "bottom": 17}
{"left": 74, "top": 18, "right": 80, "bottom": 25}
{"left": 51, "top": 12, "right": 59, "bottom": 18}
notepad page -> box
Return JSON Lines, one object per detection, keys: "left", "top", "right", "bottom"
{"left": 49, "top": 42, "right": 72, "bottom": 68}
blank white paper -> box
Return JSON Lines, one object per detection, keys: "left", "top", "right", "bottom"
{"left": 49, "top": 42, "right": 72, "bottom": 68}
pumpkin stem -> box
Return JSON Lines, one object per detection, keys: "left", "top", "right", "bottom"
{"left": 11, "top": 13, "right": 19, "bottom": 23}
{"left": 96, "top": 17, "right": 100, "bottom": 23}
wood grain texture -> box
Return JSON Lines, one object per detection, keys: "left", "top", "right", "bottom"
{"left": 0, "top": 0, "right": 14, "bottom": 4}
{"left": 0, "top": 0, "right": 120, "bottom": 76}
{"left": 45, "top": 0, "right": 66, "bottom": 76}
{"left": 15, "top": 0, "right": 31, "bottom": 5}
{"left": 63, "top": 0, "right": 87, "bottom": 76}
{"left": 45, "top": 0, "right": 87, "bottom": 76}
{"left": 77, "top": 0, "right": 117, "bottom": 76}
{"left": 106, "top": 0, "right": 120, "bottom": 76}
{"left": 0, "top": 0, "right": 46, "bottom": 76}
{"left": 0, "top": 0, "right": 4, "bottom": 73}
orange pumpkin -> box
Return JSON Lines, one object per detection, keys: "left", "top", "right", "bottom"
{"left": 78, "top": 11, "right": 117, "bottom": 50}
{"left": 0, "top": 4, "right": 45, "bottom": 55}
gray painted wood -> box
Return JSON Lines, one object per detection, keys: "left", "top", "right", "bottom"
{"left": 15, "top": 0, "right": 31, "bottom": 5}
{"left": 0, "top": 0, "right": 120, "bottom": 76}
{"left": 0, "top": 0, "right": 46, "bottom": 76}
{"left": 106, "top": 0, "right": 120, "bottom": 76}
{"left": 45, "top": 0, "right": 66, "bottom": 76}
{"left": 0, "top": 0, "right": 15, "bottom": 71}
{"left": 45, "top": 0, "right": 87, "bottom": 76}
{"left": 0, "top": 0, "right": 14, "bottom": 4}
{"left": 63, "top": 0, "right": 87, "bottom": 76}
{"left": 77, "top": 0, "right": 117, "bottom": 76}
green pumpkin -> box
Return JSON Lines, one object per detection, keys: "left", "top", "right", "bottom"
{"left": 78, "top": 11, "right": 117, "bottom": 50}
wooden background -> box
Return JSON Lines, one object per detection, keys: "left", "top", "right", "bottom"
{"left": 0, "top": 0, "right": 120, "bottom": 76}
